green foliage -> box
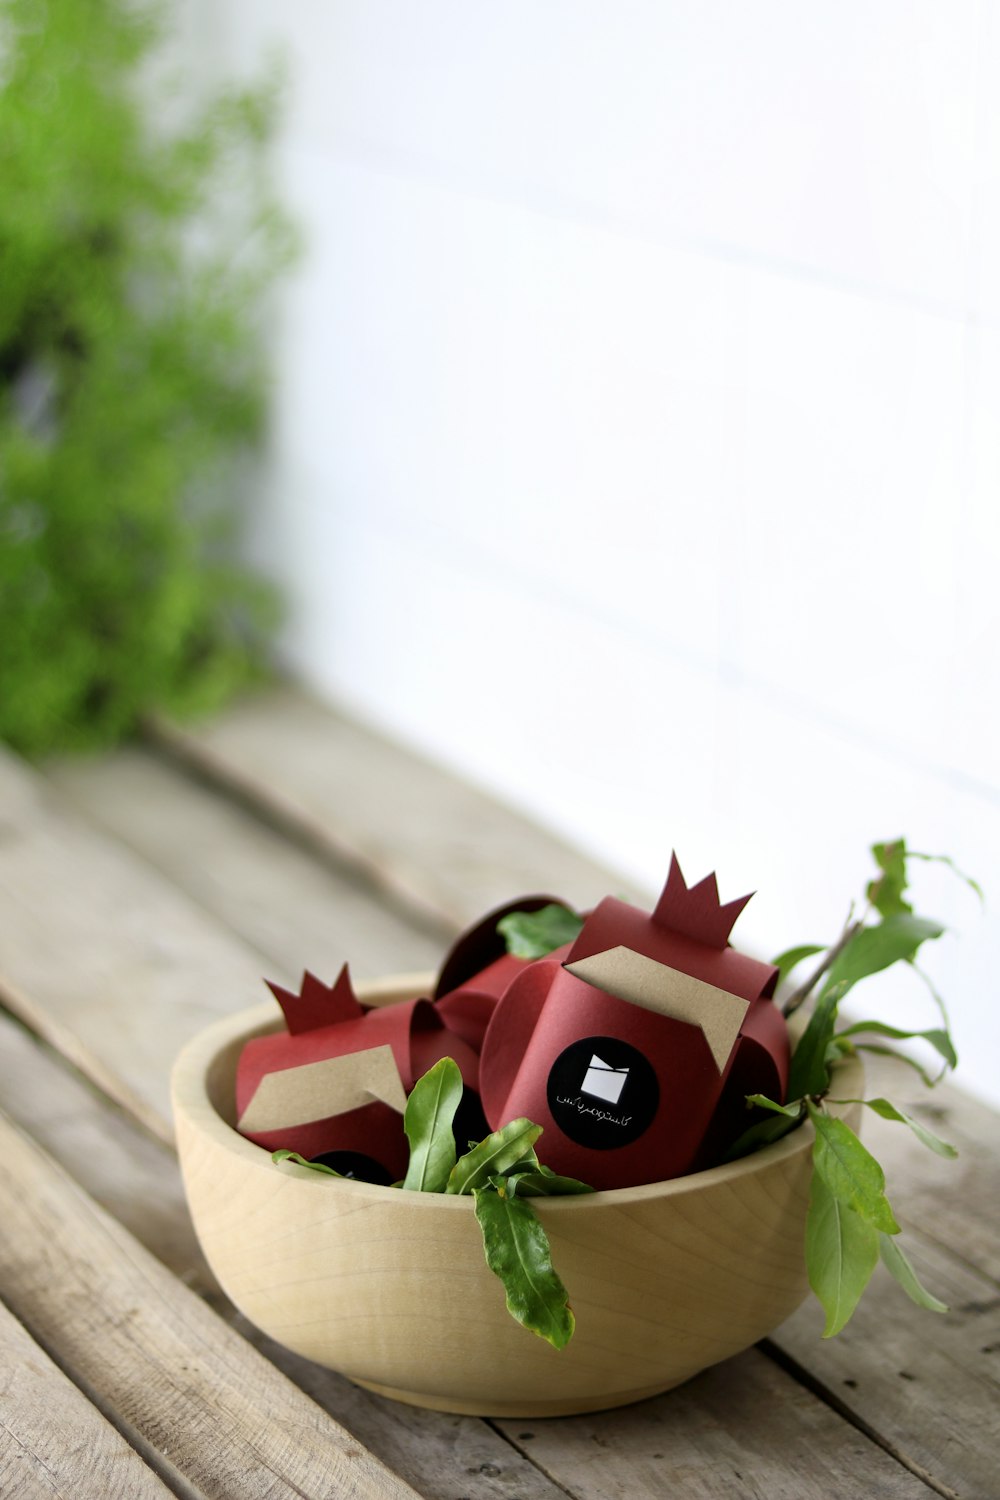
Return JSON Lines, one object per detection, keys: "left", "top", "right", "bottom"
{"left": 497, "top": 903, "right": 584, "bottom": 959}
{"left": 745, "top": 1093, "right": 803, "bottom": 1118}
{"left": 807, "top": 1106, "right": 899, "bottom": 1235}
{"left": 806, "top": 1171, "right": 880, "bottom": 1338}
{"left": 837, "top": 1019, "right": 957, "bottom": 1073}
{"left": 878, "top": 1233, "right": 949, "bottom": 1314}
{"left": 771, "top": 943, "right": 825, "bottom": 986}
{"left": 271, "top": 1150, "right": 344, "bottom": 1177}
{"left": 831, "top": 1097, "right": 957, "bottom": 1159}
{"left": 721, "top": 1104, "right": 805, "bottom": 1163}
{"left": 0, "top": 0, "right": 296, "bottom": 755}
{"left": 408, "top": 1094, "right": 590, "bottom": 1347}
{"left": 822, "top": 914, "right": 945, "bottom": 998}
{"left": 446, "top": 1118, "right": 543, "bottom": 1196}
{"left": 866, "top": 840, "right": 913, "bottom": 918}
{"left": 473, "top": 1183, "right": 576, "bottom": 1349}
{"left": 872, "top": 842, "right": 983, "bottom": 912}
{"left": 501, "top": 1165, "right": 595, "bottom": 1197}
{"left": 786, "top": 987, "right": 844, "bottom": 1101}
{"left": 401, "top": 1056, "right": 463, "bottom": 1193}
{"left": 773, "top": 838, "right": 976, "bottom": 1338}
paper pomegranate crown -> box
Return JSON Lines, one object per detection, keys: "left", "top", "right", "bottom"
{"left": 265, "top": 965, "right": 364, "bottom": 1033}
{"left": 653, "top": 853, "right": 754, "bottom": 946}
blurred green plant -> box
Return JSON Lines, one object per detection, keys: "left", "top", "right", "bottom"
{"left": 0, "top": 0, "right": 297, "bottom": 755}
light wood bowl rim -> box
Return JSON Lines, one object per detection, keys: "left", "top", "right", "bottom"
{"left": 172, "top": 970, "right": 861, "bottom": 1209}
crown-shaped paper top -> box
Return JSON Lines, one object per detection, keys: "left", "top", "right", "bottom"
{"left": 265, "top": 963, "right": 363, "bottom": 1035}
{"left": 651, "top": 853, "right": 753, "bottom": 949}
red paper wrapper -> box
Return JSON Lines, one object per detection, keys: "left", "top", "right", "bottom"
{"left": 478, "top": 856, "right": 788, "bottom": 1189}
{"left": 236, "top": 965, "right": 482, "bottom": 1178}
{"left": 433, "top": 895, "right": 560, "bottom": 1050}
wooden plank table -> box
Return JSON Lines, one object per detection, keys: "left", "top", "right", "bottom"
{"left": 1, "top": 684, "right": 996, "bottom": 1500}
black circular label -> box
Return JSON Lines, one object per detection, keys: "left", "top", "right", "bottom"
{"left": 546, "top": 1036, "right": 659, "bottom": 1149}
{"left": 309, "top": 1150, "right": 394, "bottom": 1185}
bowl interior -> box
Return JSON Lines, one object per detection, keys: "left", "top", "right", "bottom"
{"left": 205, "top": 1019, "right": 273, "bottom": 1128}
{"left": 178, "top": 975, "right": 856, "bottom": 1209}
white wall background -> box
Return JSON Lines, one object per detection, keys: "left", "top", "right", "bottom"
{"left": 189, "top": 3, "right": 999, "bottom": 1104}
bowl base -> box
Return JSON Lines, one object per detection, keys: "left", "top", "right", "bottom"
{"left": 352, "top": 1374, "right": 686, "bottom": 1418}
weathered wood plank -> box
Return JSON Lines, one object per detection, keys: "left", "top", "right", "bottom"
{"left": 0, "top": 1106, "right": 423, "bottom": 1500}
{"left": 0, "top": 745, "right": 288, "bottom": 1140}
{"left": 149, "top": 685, "right": 637, "bottom": 931}
{"left": 494, "top": 1347, "right": 938, "bottom": 1500}
{"left": 0, "top": 1012, "right": 579, "bottom": 1500}
{"left": 0, "top": 1298, "right": 175, "bottom": 1500}
{"left": 46, "top": 746, "right": 442, "bottom": 982}
{"left": 771, "top": 1177, "right": 1000, "bottom": 1500}
{"left": 0, "top": 1011, "right": 215, "bottom": 1288}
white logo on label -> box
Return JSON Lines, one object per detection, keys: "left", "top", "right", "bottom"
{"left": 581, "top": 1054, "right": 629, "bottom": 1106}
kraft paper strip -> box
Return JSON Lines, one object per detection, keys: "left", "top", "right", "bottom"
{"left": 238, "top": 1043, "right": 407, "bottom": 1132}
{"left": 564, "top": 947, "right": 749, "bottom": 1072}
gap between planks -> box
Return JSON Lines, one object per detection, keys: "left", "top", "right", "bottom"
{"left": 759, "top": 1339, "right": 962, "bottom": 1500}
{"left": 0, "top": 1296, "right": 179, "bottom": 1500}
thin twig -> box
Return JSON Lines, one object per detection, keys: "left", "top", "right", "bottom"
{"left": 782, "top": 913, "right": 863, "bottom": 1017}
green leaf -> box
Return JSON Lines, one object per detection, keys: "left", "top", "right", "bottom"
{"left": 472, "top": 1186, "right": 576, "bottom": 1348}
{"left": 912, "top": 963, "right": 952, "bottom": 1033}
{"left": 720, "top": 1107, "right": 805, "bottom": 1163}
{"left": 907, "top": 850, "right": 984, "bottom": 907}
{"left": 271, "top": 1150, "right": 343, "bottom": 1177}
{"left": 401, "top": 1056, "right": 464, "bottom": 1193}
{"left": 879, "top": 1233, "right": 949, "bottom": 1314}
{"left": 503, "top": 1169, "right": 595, "bottom": 1198}
{"left": 806, "top": 1171, "right": 880, "bottom": 1337}
{"left": 446, "top": 1119, "right": 543, "bottom": 1195}
{"left": 831, "top": 1097, "right": 958, "bottom": 1159}
{"left": 0, "top": 3, "right": 295, "bottom": 759}
{"left": 746, "top": 1093, "right": 803, "bottom": 1117}
{"left": 822, "top": 913, "right": 945, "bottom": 1001}
{"left": 852, "top": 1044, "right": 938, "bottom": 1088}
{"left": 771, "top": 944, "right": 826, "bottom": 986}
{"left": 867, "top": 840, "right": 913, "bottom": 919}
{"left": 837, "top": 1020, "right": 958, "bottom": 1072}
{"left": 497, "top": 904, "right": 583, "bottom": 959}
{"left": 787, "top": 987, "right": 843, "bottom": 1101}
{"left": 808, "top": 1107, "right": 900, "bottom": 1233}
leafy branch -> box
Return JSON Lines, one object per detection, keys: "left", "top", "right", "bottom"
{"left": 734, "top": 838, "right": 978, "bottom": 1336}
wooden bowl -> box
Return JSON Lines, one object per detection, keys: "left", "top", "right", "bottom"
{"left": 171, "top": 975, "right": 862, "bottom": 1418}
